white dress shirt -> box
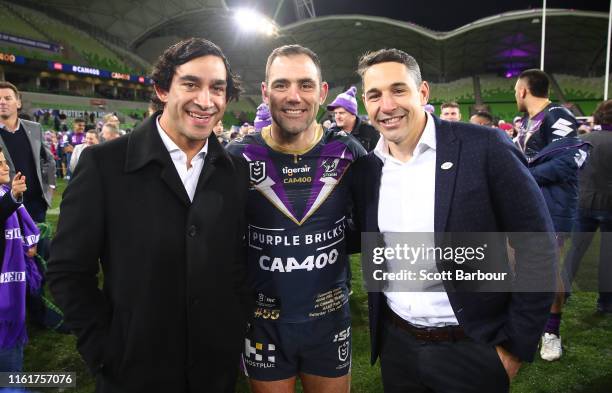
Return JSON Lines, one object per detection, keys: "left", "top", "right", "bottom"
{"left": 156, "top": 117, "right": 207, "bottom": 202}
{"left": 375, "top": 113, "right": 458, "bottom": 327}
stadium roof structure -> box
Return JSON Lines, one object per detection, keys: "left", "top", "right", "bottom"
{"left": 12, "top": 0, "right": 611, "bottom": 94}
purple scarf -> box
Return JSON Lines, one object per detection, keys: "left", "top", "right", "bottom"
{"left": 600, "top": 124, "right": 612, "bottom": 131}
{"left": 0, "top": 185, "right": 41, "bottom": 349}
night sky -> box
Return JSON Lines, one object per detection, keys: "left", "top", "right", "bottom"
{"left": 228, "top": 0, "right": 609, "bottom": 30}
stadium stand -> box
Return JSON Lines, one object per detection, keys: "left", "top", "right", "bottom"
{"left": 2, "top": 2, "right": 142, "bottom": 74}
{"left": 0, "top": 2, "right": 46, "bottom": 40}
{"left": 555, "top": 74, "right": 607, "bottom": 100}
{"left": 429, "top": 77, "right": 475, "bottom": 103}
{"left": 479, "top": 74, "right": 515, "bottom": 102}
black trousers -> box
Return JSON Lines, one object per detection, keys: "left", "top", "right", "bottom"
{"left": 380, "top": 320, "right": 509, "bottom": 393}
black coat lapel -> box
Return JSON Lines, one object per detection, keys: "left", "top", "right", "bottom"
{"left": 125, "top": 112, "right": 191, "bottom": 207}
{"left": 160, "top": 164, "right": 191, "bottom": 206}
{"left": 196, "top": 135, "right": 227, "bottom": 194}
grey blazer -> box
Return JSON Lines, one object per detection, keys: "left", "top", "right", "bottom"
{"left": 0, "top": 119, "right": 56, "bottom": 206}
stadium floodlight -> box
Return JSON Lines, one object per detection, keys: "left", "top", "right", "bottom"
{"left": 234, "top": 8, "right": 278, "bottom": 37}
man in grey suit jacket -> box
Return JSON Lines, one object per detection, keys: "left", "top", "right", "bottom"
{"left": 0, "top": 81, "right": 55, "bottom": 224}
{"left": 0, "top": 81, "right": 60, "bottom": 331}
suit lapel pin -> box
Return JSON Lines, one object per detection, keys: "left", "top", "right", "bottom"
{"left": 441, "top": 162, "right": 453, "bottom": 170}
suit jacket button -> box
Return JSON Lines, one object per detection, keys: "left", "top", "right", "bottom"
{"left": 188, "top": 225, "right": 197, "bottom": 237}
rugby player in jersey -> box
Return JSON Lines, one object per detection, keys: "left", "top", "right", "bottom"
{"left": 514, "top": 69, "right": 589, "bottom": 362}
{"left": 227, "top": 45, "right": 366, "bottom": 393}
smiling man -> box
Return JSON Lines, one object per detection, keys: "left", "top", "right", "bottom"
{"left": 351, "top": 49, "right": 557, "bottom": 393}
{"left": 48, "top": 38, "right": 252, "bottom": 393}
{"left": 227, "top": 45, "right": 365, "bottom": 393}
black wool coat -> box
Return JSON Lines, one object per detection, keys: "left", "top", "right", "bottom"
{"left": 48, "top": 113, "right": 253, "bottom": 393}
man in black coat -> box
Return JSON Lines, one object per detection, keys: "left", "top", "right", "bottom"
{"left": 48, "top": 38, "right": 252, "bottom": 393}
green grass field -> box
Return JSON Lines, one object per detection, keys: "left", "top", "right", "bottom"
{"left": 25, "top": 179, "right": 612, "bottom": 393}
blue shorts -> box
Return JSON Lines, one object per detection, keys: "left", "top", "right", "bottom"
{"left": 242, "top": 315, "right": 351, "bottom": 381}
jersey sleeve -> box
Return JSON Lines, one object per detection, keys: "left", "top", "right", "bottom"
{"left": 544, "top": 106, "right": 578, "bottom": 143}
{"left": 325, "top": 130, "right": 367, "bottom": 161}
{"left": 225, "top": 135, "right": 253, "bottom": 157}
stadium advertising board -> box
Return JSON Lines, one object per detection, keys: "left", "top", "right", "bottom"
{"left": 0, "top": 52, "right": 26, "bottom": 65}
{"left": 48, "top": 61, "right": 152, "bottom": 84}
{"left": 0, "top": 33, "right": 62, "bottom": 52}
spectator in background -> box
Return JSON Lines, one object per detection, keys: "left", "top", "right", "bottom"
{"left": 423, "top": 103, "right": 435, "bottom": 114}
{"left": 58, "top": 113, "right": 68, "bottom": 132}
{"left": 103, "top": 113, "right": 120, "bottom": 128}
{"left": 239, "top": 122, "right": 250, "bottom": 137}
{"left": 103, "top": 113, "right": 125, "bottom": 135}
{"left": 63, "top": 118, "right": 86, "bottom": 179}
{"left": 34, "top": 109, "right": 43, "bottom": 123}
{"left": 254, "top": 102, "right": 272, "bottom": 132}
{"left": 100, "top": 123, "right": 121, "bottom": 142}
{"left": 563, "top": 99, "right": 612, "bottom": 315}
{"left": 498, "top": 120, "right": 515, "bottom": 138}
{"left": 514, "top": 69, "right": 590, "bottom": 361}
{"left": 213, "top": 120, "right": 226, "bottom": 145}
{"left": 53, "top": 111, "right": 60, "bottom": 131}
{"left": 469, "top": 111, "right": 494, "bottom": 126}
{"left": 0, "top": 152, "right": 41, "bottom": 375}
{"left": 322, "top": 119, "right": 333, "bottom": 130}
{"left": 578, "top": 122, "right": 592, "bottom": 135}
{"left": 327, "top": 86, "right": 380, "bottom": 151}
{"left": 69, "top": 130, "right": 99, "bottom": 173}
{"left": 49, "top": 132, "right": 63, "bottom": 179}
{"left": 0, "top": 82, "right": 56, "bottom": 226}
{"left": 440, "top": 101, "right": 462, "bottom": 121}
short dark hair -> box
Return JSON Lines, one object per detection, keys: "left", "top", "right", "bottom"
{"left": 357, "top": 48, "right": 422, "bottom": 86}
{"left": 441, "top": 102, "right": 460, "bottom": 110}
{"left": 265, "top": 45, "right": 322, "bottom": 83}
{"left": 472, "top": 111, "right": 494, "bottom": 125}
{"left": 150, "top": 38, "right": 242, "bottom": 109}
{"left": 518, "top": 69, "right": 550, "bottom": 98}
{"left": 73, "top": 118, "right": 86, "bottom": 124}
{"left": 594, "top": 99, "right": 612, "bottom": 126}
{"left": 0, "top": 81, "right": 20, "bottom": 99}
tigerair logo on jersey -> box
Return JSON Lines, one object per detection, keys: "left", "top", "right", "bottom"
{"left": 249, "top": 161, "right": 266, "bottom": 185}
{"left": 244, "top": 338, "right": 276, "bottom": 368}
{"left": 282, "top": 164, "right": 312, "bottom": 184}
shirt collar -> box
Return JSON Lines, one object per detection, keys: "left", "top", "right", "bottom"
{"left": 156, "top": 115, "right": 208, "bottom": 158}
{"left": 0, "top": 118, "right": 22, "bottom": 133}
{"left": 374, "top": 111, "right": 436, "bottom": 163}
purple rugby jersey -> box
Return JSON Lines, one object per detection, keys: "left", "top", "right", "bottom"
{"left": 227, "top": 125, "right": 366, "bottom": 323}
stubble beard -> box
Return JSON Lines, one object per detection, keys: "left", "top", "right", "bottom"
{"left": 272, "top": 112, "right": 315, "bottom": 138}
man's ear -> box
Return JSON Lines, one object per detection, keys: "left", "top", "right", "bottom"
{"left": 419, "top": 81, "right": 430, "bottom": 105}
{"left": 261, "top": 81, "right": 269, "bottom": 105}
{"left": 319, "top": 81, "right": 329, "bottom": 105}
{"left": 154, "top": 84, "right": 169, "bottom": 103}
